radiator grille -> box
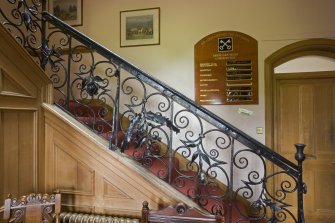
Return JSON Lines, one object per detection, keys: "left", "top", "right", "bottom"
{"left": 60, "top": 212, "right": 139, "bottom": 223}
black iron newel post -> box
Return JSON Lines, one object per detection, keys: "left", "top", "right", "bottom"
{"left": 295, "top": 143, "right": 306, "bottom": 223}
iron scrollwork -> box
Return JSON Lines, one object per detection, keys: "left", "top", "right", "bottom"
{"left": 120, "top": 76, "right": 175, "bottom": 180}
{"left": 0, "top": 0, "right": 43, "bottom": 61}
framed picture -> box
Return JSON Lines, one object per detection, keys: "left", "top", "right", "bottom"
{"left": 120, "top": 8, "right": 160, "bottom": 47}
{"left": 49, "top": 0, "right": 83, "bottom": 28}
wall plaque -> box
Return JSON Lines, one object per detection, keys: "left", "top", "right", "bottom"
{"left": 194, "top": 31, "right": 258, "bottom": 105}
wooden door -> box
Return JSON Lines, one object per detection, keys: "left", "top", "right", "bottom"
{"left": 274, "top": 72, "right": 335, "bottom": 223}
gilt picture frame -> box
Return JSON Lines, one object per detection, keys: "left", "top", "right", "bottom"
{"left": 49, "top": 0, "right": 83, "bottom": 28}
{"left": 120, "top": 7, "right": 160, "bottom": 47}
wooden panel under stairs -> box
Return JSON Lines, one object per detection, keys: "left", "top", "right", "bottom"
{"left": 43, "top": 104, "right": 202, "bottom": 218}
{"left": 0, "top": 24, "right": 53, "bottom": 201}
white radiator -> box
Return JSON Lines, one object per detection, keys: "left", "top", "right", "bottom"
{"left": 59, "top": 212, "right": 139, "bottom": 223}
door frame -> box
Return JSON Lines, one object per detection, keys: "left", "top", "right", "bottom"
{"left": 265, "top": 38, "right": 335, "bottom": 150}
{"left": 264, "top": 38, "right": 335, "bottom": 201}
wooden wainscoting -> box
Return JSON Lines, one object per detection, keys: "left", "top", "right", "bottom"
{"left": 43, "top": 104, "right": 197, "bottom": 218}
{"left": 0, "top": 24, "right": 53, "bottom": 201}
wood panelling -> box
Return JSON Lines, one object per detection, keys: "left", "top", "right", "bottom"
{"left": 2, "top": 111, "right": 36, "bottom": 195}
{"left": 275, "top": 76, "right": 335, "bottom": 222}
{"left": 103, "top": 178, "right": 131, "bottom": 199}
{"left": 0, "top": 69, "right": 33, "bottom": 98}
{"left": 0, "top": 24, "right": 52, "bottom": 201}
{"left": 55, "top": 146, "right": 95, "bottom": 195}
{"left": 43, "top": 104, "right": 200, "bottom": 218}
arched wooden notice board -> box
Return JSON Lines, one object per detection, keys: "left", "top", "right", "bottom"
{"left": 194, "top": 31, "right": 258, "bottom": 105}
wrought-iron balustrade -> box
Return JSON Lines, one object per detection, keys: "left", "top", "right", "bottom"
{"left": 0, "top": 1, "right": 307, "bottom": 222}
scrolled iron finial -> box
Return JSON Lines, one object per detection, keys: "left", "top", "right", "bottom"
{"left": 175, "top": 203, "right": 187, "bottom": 215}
{"left": 142, "top": 201, "right": 149, "bottom": 209}
{"left": 294, "top": 143, "right": 306, "bottom": 162}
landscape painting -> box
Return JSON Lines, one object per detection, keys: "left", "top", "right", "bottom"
{"left": 49, "top": 0, "right": 83, "bottom": 27}
{"left": 126, "top": 15, "right": 154, "bottom": 40}
{"left": 120, "top": 8, "right": 160, "bottom": 47}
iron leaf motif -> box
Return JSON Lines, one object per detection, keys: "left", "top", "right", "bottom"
{"left": 41, "top": 44, "right": 62, "bottom": 68}
{"left": 17, "top": 0, "right": 24, "bottom": 10}
{"left": 22, "top": 9, "right": 31, "bottom": 30}
{"left": 82, "top": 75, "right": 103, "bottom": 97}
{"left": 16, "top": 0, "right": 38, "bottom": 32}
{"left": 201, "top": 153, "right": 211, "bottom": 166}
{"left": 190, "top": 151, "right": 211, "bottom": 166}
{"left": 145, "top": 111, "right": 180, "bottom": 133}
{"left": 191, "top": 151, "right": 199, "bottom": 164}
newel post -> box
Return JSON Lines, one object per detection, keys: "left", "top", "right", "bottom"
{"left": 295, "top": 143, "right": 306, "bottom": 223}
{"left": 141, "top": 201, "right": 149, "bottom": 223}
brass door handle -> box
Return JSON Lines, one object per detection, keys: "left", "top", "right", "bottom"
{"left": 332, "top": 161, "right": 335, "bottom": 165}
{"left": 305, "top": 153, "right": 317, "bottom": 159}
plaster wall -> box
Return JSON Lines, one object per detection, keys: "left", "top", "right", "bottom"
{"left": 75, "top": 0, "right": 335, "bottom": 144}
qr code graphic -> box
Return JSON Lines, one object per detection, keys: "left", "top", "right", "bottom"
{"left": 218, "top": 37, "right": 233, "bottom": 52}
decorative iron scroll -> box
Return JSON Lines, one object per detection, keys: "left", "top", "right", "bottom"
{"left": 0, "top": 0, "right": 44, "bottom": 64}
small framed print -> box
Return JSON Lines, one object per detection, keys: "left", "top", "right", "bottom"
{"left": 120, "top": 7, "right": 160, "bottom": 47}
{"left": 49, "top": 0, "right": 83, "bottom": 28}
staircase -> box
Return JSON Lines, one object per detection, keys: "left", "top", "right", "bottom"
{"left": 0, "top": 1, "right": 307, "bottom": 223}
{"left": 67, "top": 100, "right": 249, "bottom": 223}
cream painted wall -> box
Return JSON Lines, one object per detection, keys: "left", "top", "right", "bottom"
{"left": 76, "top": 0, "right": 335, "bottom": 144}
{"left": 275, "top": 56, "right": 335, "bottom": 73}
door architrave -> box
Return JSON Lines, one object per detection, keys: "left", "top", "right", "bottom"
{"left": 264, "top": 38, "right": 335, "bottom": 200}
{"left": 265, "top": 38, "right": 335, "bottom": 149}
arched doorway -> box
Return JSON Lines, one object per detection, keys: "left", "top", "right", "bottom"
{"left": 265, "top": 39, "right": 335, "bottom": 223}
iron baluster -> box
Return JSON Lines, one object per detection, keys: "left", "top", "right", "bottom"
{"left": 295, "top": 143, "right": 306, "bottom": 223}
{"left": 168, "top": 101, "right": 175, "bottom": 184}
{"left": 40, "top": 0, "right": 46, "bottom": 70}
{"left": 66, "top": 35, "right": 72, "bottom": 111}
{"left": 112, "top": 68, "right": 121, "bottom": 150}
